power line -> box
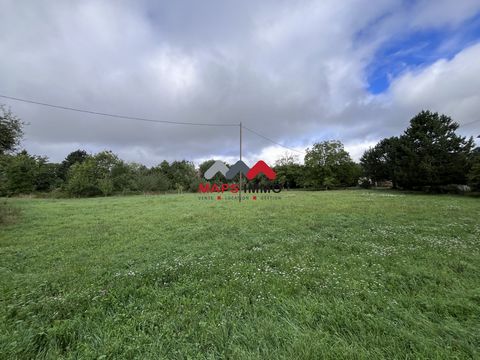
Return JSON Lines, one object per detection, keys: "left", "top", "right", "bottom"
{"left": 242, "top": 125, "right": 305, "bottom": 154}
{"left": 0, "top": 94, "right": 237, "bottom": 127}
{"left": 0, "top": 93, "right": 306, "bottom": 154}
{"left": 2, "top": 93, "right": 477, "bottom": 152}
{"left": 460, "top": 119, "right": 480, "bottom": 127}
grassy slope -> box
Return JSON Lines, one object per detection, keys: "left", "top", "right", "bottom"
{"left": 0, "top": 191, "right": 479, "bottom": 359}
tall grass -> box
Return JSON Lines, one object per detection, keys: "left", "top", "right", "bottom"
{"left": 1, "top": 191, "right": 479, "bottom": 359}
{"left": 0, "top": 200, "right": 19, "bottom": 225}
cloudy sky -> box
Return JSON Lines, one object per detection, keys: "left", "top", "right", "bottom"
{"left": 1, "top": 0, "right": 480, "bottom": 166}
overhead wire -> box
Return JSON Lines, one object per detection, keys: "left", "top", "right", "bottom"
{"left": 242, "top": 125, "right": 305, "bottom": 154}
{"left": 0, "top": 94, "right": 237, "bottom": 127}
{"left": 0, "top": 93, "right": 306, "bottom": 154}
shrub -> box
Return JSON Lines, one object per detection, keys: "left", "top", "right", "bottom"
{"left": 98, "top": 178, "right": 114, "bottom": 196}
{"left": 468, "top": 161, "right": 480, "bottom": 191}
{"left": 135, "top": 173, "right": 170, "bottom": 193}
{"left": 65, "top": 159, "right": 101, "bottom": 197}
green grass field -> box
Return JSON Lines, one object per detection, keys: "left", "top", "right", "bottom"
{"left": 1, "top": 191, "right": 479, "bottom": 359}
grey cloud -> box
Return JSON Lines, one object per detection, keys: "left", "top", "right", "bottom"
{"left": 1, "top": 0, "right": 479, "bottom": 165}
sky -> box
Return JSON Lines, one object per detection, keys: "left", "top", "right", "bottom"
{"left": 1, "top": 0, "right": 480, "bottom": 167}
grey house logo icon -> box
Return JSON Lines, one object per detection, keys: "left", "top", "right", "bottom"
{"left": 203, "top": 160, "right": 276, "bottom": 181}
{"left": 199, "top": 159, "right": 280, "bottom": 197}
{"left": 204, "top": 160, "right": 250, "bottom": 180}
{"left": 225, "top": 160, "right": 250, "bottom": 179}
{"left": 203, "top": 160, "right": 229, "bottom": 179}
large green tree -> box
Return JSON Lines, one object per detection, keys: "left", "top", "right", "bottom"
{"left": 65, "top": 158, "right": 103, "bottom": 197}
{"left": 361, "top": 111, "right": 475, "bottom": 189}
{"left": 65, "top": 151, "right": 129, "bottom": 196}
{"left": 274, "top": 153, "right": 304, "bottom": 188}
{"left": 58, "top": 150, "right": 89, "bottom": 180}
{"left": 360, "top": 137, "right": 400, "bottom": 187}
{"left": 396, "top": 111, "right": 474, "bottom": 188}
{"left": 304, "top": 140, "right": 359, "bottom": 189}
{"left": 155, "top": 160, "right": 197, "bottom": 191}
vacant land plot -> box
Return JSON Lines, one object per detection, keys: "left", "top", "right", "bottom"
{"left": 1, "top": 191, "right": 479, "bottom": 359}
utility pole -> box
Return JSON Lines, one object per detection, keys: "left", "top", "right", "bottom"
{"left": 239, "top": 122, "right": 242, "bottom": 203}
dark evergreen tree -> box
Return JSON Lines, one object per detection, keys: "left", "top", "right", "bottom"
{"left": 360, "top": 137, "right": 400, "bottom": 187}
{"left": 361, "top": 111, "right": 474, "bottom": 190}
{"left": 396, "top": 111, "right": 474, "bottom": 188}
{"left": 468, "top": 147, "right": 480, "bottom": 191}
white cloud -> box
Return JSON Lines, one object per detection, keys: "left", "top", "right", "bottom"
{"left": 0, "top": 0, "right": 479, "bottom": 166}
{"left": 386, "top": 42, "right": 480, "bottom": 135}
{"left": 389, "top": 44, "right": 480, "bottom": 105}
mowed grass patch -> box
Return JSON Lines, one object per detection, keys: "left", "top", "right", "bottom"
{"left": 1, "top": 191, "right": 479, "bottom": 359}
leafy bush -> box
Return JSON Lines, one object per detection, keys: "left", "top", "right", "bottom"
{"left": 98, "top": 178, "right": 114, "bottom": 196}
{"left": 135, "top": 173, "right": 170, "bottom": 193}
{"left": 189, "top": 178, "right": 202, "bottom": 192}
{"left": 468, "top": 163, "right": 480, "bottom": 191}
{"left": 65, "top": 159, "right": 101, "bottom": 197}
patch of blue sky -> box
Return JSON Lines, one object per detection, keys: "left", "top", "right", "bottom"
{"left": 365, "top": 13, "right": 480, "bottom": 94}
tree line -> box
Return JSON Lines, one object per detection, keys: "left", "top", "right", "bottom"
{"left": 360, "top": 110, "right": 479, "bottom": 192}
{"left": 1, "top": 105, "right": 479, "bottom": 197}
